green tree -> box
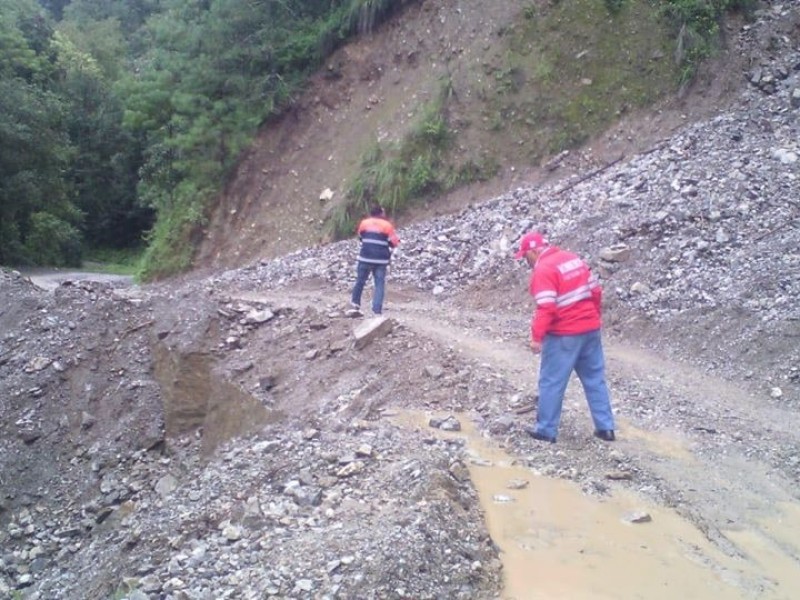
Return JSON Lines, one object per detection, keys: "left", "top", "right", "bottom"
{"left": 61, "top": 0, "right": 158, "bottom": 34}
{"left": 1, "top": 0, "right": 55, "bottom": 81}
{"left": 0, "top": 0, "right": 79, "bottom": 266}
{"left": 122, "top": 0, "right": 343, "bottom": 277}
{"left": 0, "top": 78, "right": 78, "bottom": 264}
{"left": 53, "top": 18, "right": 153, "bottom": 250}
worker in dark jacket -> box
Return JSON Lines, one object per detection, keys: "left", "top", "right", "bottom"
{"left": 350, "top": 205, "right": 400, "bottom": 315}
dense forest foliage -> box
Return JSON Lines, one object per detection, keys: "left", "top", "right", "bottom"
{"left": 0, "top": 0, "right": 753, "bottom": 278}
{"left": 0, "top": 0, "right": 411, "bottom": 276}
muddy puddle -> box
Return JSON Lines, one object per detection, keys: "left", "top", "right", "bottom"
{"left": 153, "top": 345, "right": 283, "bottom": 456}
{"left": 391, "top": 411, "right": 800, "bottom": 600}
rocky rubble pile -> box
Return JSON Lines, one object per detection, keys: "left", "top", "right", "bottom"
{"left": 1, "top": 268, "right": 515, "bottom": 599}
{"left": 0, "top": 273, "right": 163, "bottom": 597}
{"left": 0, "top": 273, "right": 163, "bottom": 496}
{"left": 4, "top": 419, "right": 498, "bottom": 600}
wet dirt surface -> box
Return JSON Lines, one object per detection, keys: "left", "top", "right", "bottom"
{"left": 400, "top": 411, "right": 800, "bottom": 600}
{"left": 238, "top": 280, "right": 800, "bottom": 599}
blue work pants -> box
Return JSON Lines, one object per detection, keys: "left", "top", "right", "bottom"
{"left": 535, "top": 329, "right": 614, "bottom": 440}
{"left": 351, "top": 262, "right": 387, "bottom": 314}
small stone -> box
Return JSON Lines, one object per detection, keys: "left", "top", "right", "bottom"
{"left": 223, "top": 525, "right": 243, "bottom": 541}
{"left": 24, "top": 356, "right": 52, "bottom": 373}
{"left": 81, "top": 411, "right": 96, "bottom": 430}
{"left": 18, "top": 429, "right": 41, "bottom": 444}
{"left": 259, "top": 375, "right": 277, "bottom": 391}
{"left": 355, "top": 444, "right": 373, "bottom": 457}
{"left": 336, "top": 462, "right": 365, "bottom": 478}
{"left": 327, "top": 559, "right": 342, "bottom": 573}
{"left": 423, "top": 364, "right": 445, "bottom": 379}
{"left": 506, "top": 478, "right": 529, "bottom": 490}
{"left": 155, "top": 474, "right": 178, "bottom": 498}
{"left": 773, "top": 148, "right": 798, "bottom": 164}
{"left": 449, "top": 461, "right": 470, "bottom": 482}
{"left": 599, "top": 244, "right": 631, "bottom": 263}
{"left": 492, "top": 494, "right": 515, "bottom": 503}
{"left": 624, "top": 511, "right": 652, "bottom": 524}
{"left": 302, "top": 428, "right": 320, "bottom": 441}
{"left": 246, "top": 309, "right": 275, "bottom": 324}
{"left": 791, "top": 88, "right": 800, "bottom": 109}
{"left": 429, "top": 415, "right": 461, "bottom": 431}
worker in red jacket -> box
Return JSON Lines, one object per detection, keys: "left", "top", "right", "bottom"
{"left": 515, "top": 232, "right": 615, "bottom": 443}
{"left": 350, "top": 204, "right": 400, "bottom": 316}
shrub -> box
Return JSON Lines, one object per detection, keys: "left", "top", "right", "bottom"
{"left": 24, "top": 212, "right": 83, "bottom": 267}
{"left": 604, "top": 0, "right": 626, "bottom": 15}
{"left": 661, "top": 0, "right": 758, "bottom": 81}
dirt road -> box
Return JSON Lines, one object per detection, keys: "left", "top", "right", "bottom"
{"left": 247, "top": 279, "right": 800, "bottom": 599}
{"left": 19, "top": 268, "right": 134, "bottom": 292}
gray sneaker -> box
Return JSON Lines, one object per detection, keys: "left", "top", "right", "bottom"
{"left": 345, "top": 306, "right": 363, "bottom": 318}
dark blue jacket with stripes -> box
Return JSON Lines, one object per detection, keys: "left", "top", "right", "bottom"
{"left": 357, "top": 216, "right": 400, "bottom": 265}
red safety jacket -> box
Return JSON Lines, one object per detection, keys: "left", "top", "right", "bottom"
{"left": 530, "top": 246, "right": 602, "bottom": 342}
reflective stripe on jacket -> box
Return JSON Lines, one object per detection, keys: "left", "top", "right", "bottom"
{"left": 530, "top": 246, "right": 602, "bottom": 341}
{"left": 357, "top": 216, "right": 400, "bottom": 265}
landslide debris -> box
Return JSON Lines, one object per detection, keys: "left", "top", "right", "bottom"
{"left": 1, "top": 3, "right": 799, "bottom": 600}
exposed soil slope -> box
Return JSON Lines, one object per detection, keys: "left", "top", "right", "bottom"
{"left": 196, "top": 0, "right": 751, "bottom": 271}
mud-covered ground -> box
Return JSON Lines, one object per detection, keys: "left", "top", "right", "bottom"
{"left": 2, "top": 2, "right": 800, "bottom": 599}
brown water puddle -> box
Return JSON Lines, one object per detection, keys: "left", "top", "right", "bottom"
{"left": 391, "top": 411, "right": 800, "bottom": 600}
{"left": 153, "top": 345, "right": 283, "bottom": 456}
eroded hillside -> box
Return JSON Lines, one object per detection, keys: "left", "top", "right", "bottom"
{"left": 196, "top": 0, "right": 751, "bottom": 271}
{"left": 1, "top": 2, "right": 800, "bottom": 599}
